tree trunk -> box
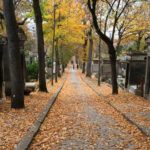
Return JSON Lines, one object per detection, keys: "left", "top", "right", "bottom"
{"left": 51, "top": 3, "right": 56, "bottom": 86}
{"left": 56, "top": 41, "right": 61, "bottom": 77}
{"left": 125, "top": 63, "right": 129, "bottom": 89}
{"left": 82, "top": 62, "right": 86, "bottom": 73}
{"left": 62, "top": 64, "right": 65, "bottom": 73}
{"left": 98, "top": 38, "right": 101, "bottom": 86}
{"left": 0, "top": 44, "right": 3, "bottom": 98}
{"left": 3, "top": 0, "right": 24, "bottom": 108}
{"left": 33, "top": 0, "right": 47, "bottom": 92}
{"left": 87, "top": 0, "right": 118, "bottom": 94}
{"left": 23, "top": 53, "right": 28, "bottom": 82}
{"left": 137, "top": 32, "right": 142, "bottom": 51}
{"left": 82, "top": 34, "right": 87, "bottom": 74}
{"left": 55, "top": 44, "right": 58, "bottom": 83}
{"left": 108, "top": 44, "right": 118, "bottom": 94}
{"left": 60, "top": 46, "right": 65, "bottom": 74}
{"left": 86, "top": 29, "right": 93, "bottom": 77}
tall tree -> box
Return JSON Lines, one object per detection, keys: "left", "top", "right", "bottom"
{"left": 98, "top": 38, "right": 101, "bottom": 86}
{"left": 33, "top": 0, "right": 47, "bottom": 92}
{"left": 52, "top": 2, "right": 56, "bottom": 85}
{"left": 87, "top": 0, "right": 134, "bottom": 94}
{"left": 0, "top": 43, "right": 3, "bottom": 99}
{"left": 82, "top": 37, "right": 87, "bottom": 74}
{"left": 3, "top": 0, "right": 24, "bottom": 108}
{"left": 86, "top": 27, "right": 93, "bottom": 77}
{"left": 55, "top": 39, "right": 61, "bottom": 78}
{"left": 115, "top": 1, "right": 150, "bottom": 53}
{"left": 81, "top": 19, "right": 88, "bottom": 74}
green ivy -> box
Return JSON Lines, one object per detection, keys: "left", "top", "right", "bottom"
{"left": 27, "top": 61, "right": 39, "bottom": 80}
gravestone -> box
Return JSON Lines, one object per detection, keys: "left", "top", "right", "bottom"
{"left": 91, "top": 58, "right": 100, "bottom": 73}
{"left": 129, "top": 61, "right": 146, "bottom": 85}
{"left": 91, "top": 58, "right": 119, "bottom": 81}
{"left": 144, "top": 36, "right": 150, "bottom": 99}
{"left": 124, "top": 52, "right": 147, "bottom": 96}
{"left": 100, "top": 59, "right": 119, "bottom": 81}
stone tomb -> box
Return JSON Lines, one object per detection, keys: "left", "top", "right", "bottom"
{"left": 120, "top": 52, "right": 147, "bottom": 96}
{"left": 92, "top": 58, "right": 119, "bottom": 81}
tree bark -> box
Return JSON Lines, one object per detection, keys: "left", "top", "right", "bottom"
{"left": 55, "top": 42, "right": 58, "bottom": 82}
{"left": 86, "top": 28, "right": 93, "bottom": 77}
{"left": 56, "top": 40, "right": 61, "bottom": 77}
{"left": 82, "top": 34, "right": 87, "bottom": 74}
{"left": 33, "top": 0, "right": 47, "bottom": 92}
{"left": 87, "top": 0, "right": 118, "bottom": 94}
{"left": 60, "top": 45, "right": 65, "bottom": 74}
{"left": 0, "top": 44, "right": 3, "bottom": 98}
{"left": 136, "top": 32, "right": 143, "bottom": 51}
{"left": 51, "top": 3, "right": 56, "bottom": 86}
{"left": 3, "top": 0, "right": 24, "bottom": 108}
{"left": 98, "top": 38, "right": 101, "bottom": 86}
{"left": 82, "top": 62, "right": 86, "bottom": 74}
{"left": 108, "top": 43, "right": 118, "bottom": 94}
{"left": 62, "top": 64, "right": 65, "bottom": 73}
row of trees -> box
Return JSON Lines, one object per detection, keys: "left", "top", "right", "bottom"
{"left": 0, "top": 0, "right": 149, "bottom": 108}
{"left": 80, "top": 0, "right": 150, "bottom": 94}
{"left": 42, "top": 0, "right": 85, "bottom": 84}
{"left": 0, "top": 0, "right": 86, "bottom": 109}
{"left": 1, "top": 0, "right": 47, "bottom": 108}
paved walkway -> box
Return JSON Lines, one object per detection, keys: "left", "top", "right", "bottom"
{"left": 29, "top": 70, "right": 150, "bottom": 150}
{"left": 82, "top": 73, "right": 150, "bottom": 138}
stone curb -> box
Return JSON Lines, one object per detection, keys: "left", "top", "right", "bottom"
{"left": 15, "top": 80, "right": 66, "bottom": 150}
{"left": 81, "top": 76, "right": 150, "bottom": 138}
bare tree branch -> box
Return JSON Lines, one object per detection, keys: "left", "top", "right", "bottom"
{"left": 87, "top": 0, "right": 112, "bottom": 47}
{"left": 104, "top": 0, "right": 116, "bottom": 34}
{"left": 17, "top": 18, "right": 28, "bottom": 25}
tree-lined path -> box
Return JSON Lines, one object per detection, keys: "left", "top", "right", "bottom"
{"left": 29, "top": 68, "right": 150, "bottom": 150}
{"left": 1, "top": 1, "right": 150, "bottom": 149}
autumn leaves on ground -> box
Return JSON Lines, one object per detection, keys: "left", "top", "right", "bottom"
{"left": 1, "top": 0, "right": 150, "bottom": 150}
{"left": 0, "top": 76, "right": 66, "bottom": 150}
{"left": 0, "top": 69, "right": 150, "bottom": 150}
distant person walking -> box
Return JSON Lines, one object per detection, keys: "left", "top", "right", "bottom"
{"left": 71, "top": 60, "right": 75, "bottom": 70}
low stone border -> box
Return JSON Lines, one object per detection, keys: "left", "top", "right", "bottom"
{"left": 81, "top": 76, "right": 150, "bottom": 138}
{"left": 15, "top": 80, "right": 66, "bottom": 150}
